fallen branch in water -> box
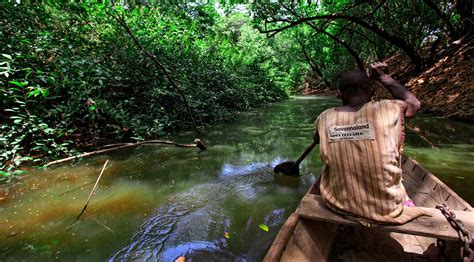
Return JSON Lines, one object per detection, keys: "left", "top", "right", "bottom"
{"left": 45, "top": 139, "right": 205, "bottom": 167}
{"left": 84, "top": 210, "right": 113, "bottom": 232}
{"left": 97, "top": 143, "right": 129, "bottom": 149}
{"left": 73, "top": 160, "right": 109, "bottom": 224}
{"left": 58, "top": 181, "right": 95, "bottom": 196}
{"left": 68, "top": 210, "right": 114, "bottom": 232}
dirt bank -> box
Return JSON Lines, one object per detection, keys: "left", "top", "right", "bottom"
{"left": 303, "top": 38, "right": 473, "bottom": 122}
{"left": 384, "top": 38, "right": 473, "bottom": 122}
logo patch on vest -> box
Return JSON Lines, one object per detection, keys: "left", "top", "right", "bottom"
{"left": 327, "top": 122, "right": 374, "bottom": 142}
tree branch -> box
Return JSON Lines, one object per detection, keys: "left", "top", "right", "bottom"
{"left": 106, "top": 9, "right": 205, "bottom": 143}
{"left": 45, "top": 139, "right": 205, "bottom": 167}
{"left": 73, "top": 160, "right": 109, "bottom": 224}
{"left": 423, "top": 0, "right": 456, "bottom": 39}
{"left": 279, "top": 3, "right": 365, "bottom": 69}
{"left": 307, "top": 21, "right": 365, "bottom": 69}
{"left": 259, "top": 11, "right": 422, "bottom": 70}
{"left": 298, "top": 40, "right": 331, "bottom": 87}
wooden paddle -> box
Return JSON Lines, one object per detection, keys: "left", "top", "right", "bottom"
{"left": 273, "top": 141, "right": 317, "bottom": 177}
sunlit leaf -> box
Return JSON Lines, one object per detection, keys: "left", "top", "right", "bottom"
{"left": 224, "top": 232, "right": 231, "bottom": 239}
{"left": 44, "top": 127, "right": 54, "bottom": 133}
{"left": 13, "top": 170, "right": 26, "bottom": 175}
{"left": 9, "top": 81, "right": 28, "bottom": 87}
{"left": 259, "top": 224, "right": 269, "bottom": 232}
{"left": 33, "top": 89, "right": 41, "bottom": 97}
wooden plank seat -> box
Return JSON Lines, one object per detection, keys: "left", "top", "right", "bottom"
{"left": 297, "top": 194, "right": 474, "bottom": 241}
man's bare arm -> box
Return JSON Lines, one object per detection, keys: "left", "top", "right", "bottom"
{"left": 370, "top": 62, "right": 421, "bottom": 117}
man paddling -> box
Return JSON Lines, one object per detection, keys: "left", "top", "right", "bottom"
{"left": 313, "top": 62, "right": 423, "bottom": 224}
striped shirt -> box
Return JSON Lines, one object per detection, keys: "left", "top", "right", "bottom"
{"left": 315, "top": 100, "right": 425, "bottom": 224}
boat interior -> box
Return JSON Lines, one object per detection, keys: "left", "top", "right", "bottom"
{"left": 265, "top": 155, "right": 474, "bottom": 261}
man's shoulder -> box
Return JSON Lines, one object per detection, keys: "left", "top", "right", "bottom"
{"left": 316, "top": 108, "right": 334, "bottom": 119}
{"left": 371, "top": 99, "right": 407, "bottom": 120}
{"left": 314, "top": 108, "right": 334, "bottom": 126}
{"left": 372, "top": 99, "right": 407, "bottom": 110}
{"left": 321, "top": 107, "right": 335, "bottom": 115}
{"left": 373, "top": 99, "right": 404, "bottom": 105}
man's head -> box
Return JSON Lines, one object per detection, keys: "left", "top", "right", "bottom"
{"left": 337, "top": 69, "right": 373, "bottom": 104}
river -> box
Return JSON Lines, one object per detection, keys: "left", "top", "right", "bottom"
{"left": 0, "top": 96, "right": 473, "bottom": 261}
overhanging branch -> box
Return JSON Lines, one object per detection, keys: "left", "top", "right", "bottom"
{"left": 258, "top": 11, "right": 421, "bottom": 70}
{"left": 107, "top": 9, "right": 205, "bottom": 143}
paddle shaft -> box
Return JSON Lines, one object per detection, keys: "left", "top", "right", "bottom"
{"left": 294, "top": 141, "right": 317, "bottom": 166}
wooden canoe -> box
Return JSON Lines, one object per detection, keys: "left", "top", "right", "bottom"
{"left": 265, "top": 154, "right": 473, "bottom": 261}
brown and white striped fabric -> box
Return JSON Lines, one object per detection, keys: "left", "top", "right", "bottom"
{"left": 315, "top": 99, "right": 426, "bottom": 224}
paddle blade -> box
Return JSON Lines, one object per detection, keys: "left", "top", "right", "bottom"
{"left": 273, "top": 161, "right": 300, "bottom": 177}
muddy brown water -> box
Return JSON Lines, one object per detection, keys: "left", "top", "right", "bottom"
{"left": 0, "top": 96, "right": 472, "bottom": 261}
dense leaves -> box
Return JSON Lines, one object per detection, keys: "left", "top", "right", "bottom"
{"left": 0, "top": 3, "right": 292, "bottom": 178}
{"left": 253, "top": 0, "right": 472, "bottom": 76}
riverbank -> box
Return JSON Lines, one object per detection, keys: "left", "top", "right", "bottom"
{"left": 381, "top": 38, "right": 473, "bottom": 122}
{"left": 0, "top": 3, "right": 289, "bottom": 178}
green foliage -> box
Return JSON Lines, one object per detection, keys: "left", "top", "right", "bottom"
{"left": 252, "top": 0, "right": 466, "bottom": 84}
{"left": 0, "top": 2, "right": 291, "bottom": 177}
{"left": 0, "top": 52, "right": 76, "bottom": 180}
{"left": 258, "top": 223, "right": 269, "bottom": 232}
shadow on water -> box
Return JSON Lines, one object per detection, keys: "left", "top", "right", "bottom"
{"left": 404, "top": 115, "right": 474, "bottom": 200}
{"left": 0, "top": 96, "right": 473, "bottom": 261}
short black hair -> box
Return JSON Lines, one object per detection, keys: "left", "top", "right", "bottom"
{"left": 339, "top": 69, "right": 372, "bottom": 96}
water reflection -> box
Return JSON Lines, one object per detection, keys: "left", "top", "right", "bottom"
{"left": 220, "top": 163, "right": 270, "bottom": 178}
{"left": 405, "top": 116, "right": 474, "bottom": 147}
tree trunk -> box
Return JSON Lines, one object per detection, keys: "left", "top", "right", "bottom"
{"left": 338, "top": 16, "right": 422, "bottom": 71}
{"left": 300, "top": 43, "right": 332, "bottom": 87}
{"left": 455, "top": 0, "right": 473, "bottom": 38}
{"left": 423, "top": 0, "right": 456, "bottom": 39}
{"left": 319, "top": 27, "right": 365, "bottom": 70}
{"left": 259, "top": 10, "right": 424, "bottom": 71}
